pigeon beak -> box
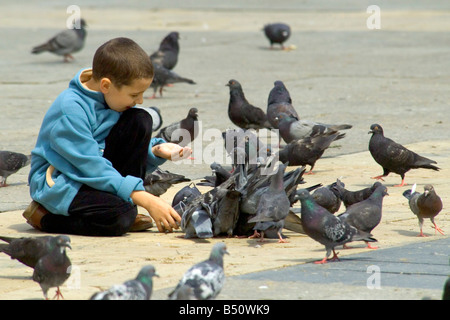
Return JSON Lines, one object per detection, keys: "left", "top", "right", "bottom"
{"left": 154, "top": 272, "right": 160, "bottom": 278}
{"left": 424, "top": 190, "right": 429, "bottom": 197}
{"left": 368, "top": 130, "right": 374, "bottom": 134}
{"left": 65, "top": 243, "right": 72, "bottom": 250}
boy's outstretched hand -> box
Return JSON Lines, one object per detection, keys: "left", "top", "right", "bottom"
{"left": 152, "top": 143, "right": 192, "bottom": 161}
{"left": 131, "top": 190, "right": 181, "bottom": 233}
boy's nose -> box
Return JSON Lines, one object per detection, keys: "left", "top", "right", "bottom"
{"left": 136, "top": 95, "right": 144, "bottom": 105}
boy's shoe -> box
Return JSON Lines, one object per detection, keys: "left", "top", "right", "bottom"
{"left": 22, "top": 201, "right": 49, "bottom": 231}
{"left": 129, "top": 214, "right": 153, "bottom": 232}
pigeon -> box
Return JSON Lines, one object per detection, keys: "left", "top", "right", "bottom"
{"left": 263, "top": 23, "right": 291, "bottom": 50}
{"left": 276, "top": 112, "right": 352, "bottom": 144}
{"left": 333, "top": 180, "right": 383, "bottom": 208}
{"left": 368, "top": 124, "right": 440, "bottom": 187}
{"left": 156, "top": 107, "right": 199, "bottom": 147}
{"left": 0, "top": 151, "right": 31, "bottom": 187}
{"left": 211, "top": 174, "right": 242, "bottom": 237}
{"left": 149, "top": 64, "right": 196, "bottom": 99}
{"left": 296, "top": 189, "right": 377, "bottom": 264}
{"left": 143, "top": 167, "right": 190, "bottom": 196}
{"left": 32, "top": 235, "right": 72, "bottom": 300}
{"left": 338, "top": 184, "right": 388, "bottom": 249}
{"left": 180, "top": 190, "right": 214, "bottom": 239}
{"left": 31, "top": 18, "right": 87, "bottom": 62}
{"left": 198, "top": 162, "right": 232, "bottom": 187}
{"left": 277, "top": 128, "right": 345, "bottom": 174}
{"left": 283, "top": 208, "right": 305, "bottom": 234}
{"left": 235, "top": 164, "right": 306, "bottom": 237}
{"left": 443, "top": 276, "right": 450, "bottom": 300}
{"left": 90, "top": 265, "right": 159, "bottom": 300}
{"left": 226, "top": 79, "right": 272, "bottom": 130}
{"left": 311, "top": 181, "right": 343, "bottom": 214}
{"left": 0, "top": 235, "right": 67, "bottom": 269}
{"left": 267, "top": 80, "right": 299, "bottom": 129}
{"left": 136, "top": 106, "right": 163, "bottom": 132}
{"left": 172, "top": 182, "right": 202, "bottom": 209}
{"left": 168, "top": 242, "right": 229, "bottom": 300}
{"left": 150, "top": 31, "right": 180, "bottom": 70}
{"left": 248, "top": 163, "right": 291, "bottom": 242}
{"left": 403, "top": 184, "right": 444, "bottom": 237}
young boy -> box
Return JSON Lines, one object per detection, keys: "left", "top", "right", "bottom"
{"left": 24, "top": 37, "right": 190, "bottom": 236}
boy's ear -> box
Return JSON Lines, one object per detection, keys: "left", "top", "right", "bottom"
{"left": 99, "top": 78, "right": 112, "bottom": 93}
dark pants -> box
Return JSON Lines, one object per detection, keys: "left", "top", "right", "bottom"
{"left": 40, "top": 108, "right": 153, "bottom": 236}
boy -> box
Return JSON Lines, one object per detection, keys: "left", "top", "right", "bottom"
{"left": 24, "top": 37, "right": 190, "bottom": 236}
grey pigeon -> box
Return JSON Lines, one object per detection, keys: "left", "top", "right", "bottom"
{"left": 312, "top": 181, "right": 343, "bottom": 214}
{"left": 338, "top": 184, "right": 388, "bottom": 249}
{"left": 150, "top": 64, "right": 196, "bottom": 99}
{"left": 90, "top": 265, "right": 159, "bottom": 300}
{"left": 263, "top": 23, "right": 291, "bottom": 49}
{"left": 136, "top": 106, "right": 163, "bottom": 132}
{"left": 198, "top": 162, "right": 232, "bottom": 187}
{"left": 267, "top": 80, "right": 299, "bottom": 129}
{"left": 276, "top": 112, "right": 352, "bottom": 144}
{"left": 333, "top": 180, "right": 383, "bottom": 208}
{"left": 368, "top": 124, "right": 439, "bottom": 187}
{"left": 296, "top": 189, "right": 377, "bottom": 264}
{"left": 277, "top": 127, "right": 345, "bottom": 173}
{"left": 31, "top": 18, "right": 87, "bottom": 62}
{"left": 32, "top": 235, "right": 71, "bottom": 300}
{"left": 180, "top": 191, "right": 214, "bottom": 239}
{"left": 211, "top": 173, "right": 242, "bottom": 237}
{"left": 143, "top": 167, "right": 190, "bottom": 196}
{"left": 150, "top": 31, "right": 180, "bottom": 70}
{"left": 403, "top": 184, "right": 444, "bottom": 237}
{"left": 0, "top": 235, "right": 64, "bottom": 268}
{"left": 0, "top": 151, "right": 31, "bottom": 187}
{"left": 168, "top": 242, "right": 229, "bottom": 300}
{"left": 226, "top": 79, "right": 272, "bottom": 130}
{"left": 235, "top": 164, "right": 306, "bottom": 237}
{"left": 248, "top": 163, "right": 291, "bottom": 242}
{"left": 156, "top": 107, "right": 199, "bottom": 147}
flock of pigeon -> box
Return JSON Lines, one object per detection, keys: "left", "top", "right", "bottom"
{"left": 0, "top": 18, "right": 447, "bottom": 300}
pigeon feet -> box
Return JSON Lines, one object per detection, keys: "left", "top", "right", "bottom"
{"left": 432, "top": 224, "right": 445, "bottom": 235}
{"left": 393, "top": 179, "right": 407, "bottom": 187}
{"left": 52, "top": 287, "right": 65, "bottom": 300}
{"left": 371, "top": 175, "right": 386, "bottom": 182}
{"left": 365, "top": 242, "right": 379, "bottom": 249}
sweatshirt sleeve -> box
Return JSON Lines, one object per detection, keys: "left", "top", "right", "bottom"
{"left": 146, "top": 137, "right": 167, "bottom": 173}
{"left": 49, "top": 113, "right": 144, "bottom": 202}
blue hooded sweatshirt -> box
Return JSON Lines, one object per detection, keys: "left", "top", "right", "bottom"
{"left": 28, "top": 69, "right": 166, "bottom": 216}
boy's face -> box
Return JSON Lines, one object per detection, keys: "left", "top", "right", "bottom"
{"left": 101, "top": 77, "right": 153, "bottom": 112}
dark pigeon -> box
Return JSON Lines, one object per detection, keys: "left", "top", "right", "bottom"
{"left": 368, "top": 124, "right": 440, "bottom": 187}
{"left": 277, "top": 127, "right": 345, "bottom": 174}
{"left": 198, "top": 162, "right": 232, "bottom": 187}
{"left": 143, "top": 167, "right": 190, "bottom": 196}
{"left": 0, "top": 235, "right": 65, "bottom": 268}
{"left": 0, "top": 151, "right": 31, "bottom": 187}
{"left": 311, "top": 181, "right": 343, "bottom": 214}
{"left": 168, "top": 242, "right": 229, "bottom": 300}
{"left": 156, "top": 107, "right": 199, "bottom": 147}
{"left": 32, "top": 235, "right": 71, "bottom": 300}
{"left": 211, "top": 173, "right": 242, "bottom": 237}
{"left": 90, "top": 265, "right": 159, "bottom": 300}
{"left": 263, "top": 23, "right": 291, "bottom": 49}
{"left": 150, "top": 31, "right": 180, "bottom": 70}
{"left": 403, "top": 184, "right": 444, "bottom": 237}
{"left": 248, "top": 163, "right": 291, "bottom": 242}
{"left": 226, "top": 79, "right": 272, "bottom": 130}
{"left": 31, "top": 18, "right": 87, "bottom": 62}
{"left": 149, "top": 63, "right": 196, "bottom": 99}
{"left": 172, "top": 182, "right": 202, "bottom": 209}
{"left": 333, "top": 180, "right": 383, "bottom": 208}
{"left": 338, "top": 184, "right": 388, "bottom": 249}
{"left": 276, "top": 112, "right": 352, "bottom": 144}
{"left": 296, "top": 189, "right": 377, "bottom": 264}
{"left": 267, "top": 80, "right": 299, "bottom": 129}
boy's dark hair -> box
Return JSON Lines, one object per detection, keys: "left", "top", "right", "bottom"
{"left": 92, "top": 37, "right": 154, "bottom": 88}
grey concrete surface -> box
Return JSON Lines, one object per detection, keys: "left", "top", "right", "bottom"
{"left": 0, "top": 0, "right": 449, "bottom": 300}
